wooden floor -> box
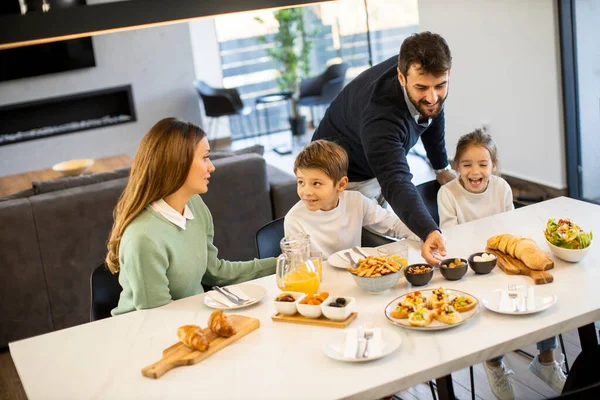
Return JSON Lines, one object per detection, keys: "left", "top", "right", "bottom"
{"left": 2, "top": 323, "right": 598, "bottom": 400}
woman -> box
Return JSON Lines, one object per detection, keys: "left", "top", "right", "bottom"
{"left": 106, "top": 118, "right": 275, "bottom": 315}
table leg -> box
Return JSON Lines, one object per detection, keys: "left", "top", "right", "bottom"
{"left": 436, "top": 375, "right": 456, "bottom": 400}
{"left": 578, "top": 323, "right": 598, "bottom": 352}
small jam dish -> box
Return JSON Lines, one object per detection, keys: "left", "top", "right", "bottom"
{"left": 273, "top": 292, "right": 305, "bottom": 316}
{"left": 297, "top": 295, "right": 329, "bottom": 319}
{"left": 321, "top": 296, "right": 355, "bottom": 321}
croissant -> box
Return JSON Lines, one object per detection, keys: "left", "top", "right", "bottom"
{"left": 177, "top": 325, "right": 209, "bottom": 352}
{"left": 486, "top": 234, "right": 553, "bottom": 271}
{"left": 208, "top": 310, "right": 236, "bottom": 338}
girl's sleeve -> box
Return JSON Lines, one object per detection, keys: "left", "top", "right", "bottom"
{"left": 120, "top": 235, "right": 172, "bottom": 310}
{"left": 202, "top": 211, "right": 276, "bottom": 287}
{"left": 437, "top": 186, "right": 458, "bottom": 229}
{"left": 503, "top": 180, "right": 515, "bottom": 212}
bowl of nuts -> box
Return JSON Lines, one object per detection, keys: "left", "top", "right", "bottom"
{"left": 403, "top": 264, "right": 434, "bottom": 286}
{"left": 468, "top": 252, "right": 497, "bottom": 274}
{"left": 438, "top": 258, "right": 469, "bottom": 281}
{"left": 347, "top": 255, "right": 405, "bottom": 293}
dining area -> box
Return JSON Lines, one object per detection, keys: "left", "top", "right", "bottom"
{"left": 7, "top": 196, "right": 600, "bottom": 400}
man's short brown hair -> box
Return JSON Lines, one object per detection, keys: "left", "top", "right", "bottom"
{"left": 294, "top": 140, "right": 349, "bottom": 183}
{"left": 398, "top": 31, "right": 452, "bottom": 77}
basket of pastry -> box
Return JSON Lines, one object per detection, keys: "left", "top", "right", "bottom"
{"left": 347, "top": 255, "right": 405, "bottom": 293}
{"left": 385, "top": 287, "right": 479, "bottom": 330}
{"left": 141, "top": 310, "right": 260, "bottom": 379}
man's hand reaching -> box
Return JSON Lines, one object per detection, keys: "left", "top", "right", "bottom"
{"left": 421, "top": 230, "right": 447, "bottom": 266}
{"left": 436, "top": 169, "right": 457, "bottom": 185}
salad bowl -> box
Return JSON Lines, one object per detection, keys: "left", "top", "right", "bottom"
{"left": 544, "top": 218, "right": 593, "bottom": 263}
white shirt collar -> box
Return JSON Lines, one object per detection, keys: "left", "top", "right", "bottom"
{"left": 150, "top": 199, "right": 195, "bottom": 230}
{"left": 401, "top": 84, "right": 432, "bottom": 127}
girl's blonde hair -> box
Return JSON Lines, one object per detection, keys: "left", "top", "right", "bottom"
{"left": 105, "top": 118, "right": 206, "bottom": 273}
{"left": 453, "top": 128, "right": 500, "bottom": 175}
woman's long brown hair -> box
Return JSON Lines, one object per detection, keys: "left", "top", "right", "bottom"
{"left": 105, "top": 118, "right": 206, "bottom": 273}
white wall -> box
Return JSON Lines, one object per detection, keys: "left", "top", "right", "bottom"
{"left": 418, "top": 0, "right": 566, "bottom": 189}
{"left": 0, "top": 23, "right": 201, "bottom": 176}
{"left": 575, "top": 0, "right": 600, "bottom": 200}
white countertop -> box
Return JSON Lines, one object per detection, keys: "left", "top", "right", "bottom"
{"left": 9, "top": 197, "right": 600, "bottom": 400}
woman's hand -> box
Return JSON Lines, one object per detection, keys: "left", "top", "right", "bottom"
{"left": 421, "top": 230, "right": 447, "bottom": 265}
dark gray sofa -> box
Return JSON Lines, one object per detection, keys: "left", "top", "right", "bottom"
{"left": 0, "top": 153, "right": 298, "bottom": 348}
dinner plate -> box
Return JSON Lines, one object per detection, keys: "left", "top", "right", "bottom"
{"left": 322, "top": 327, "right": 401, "bottom": 362}
{"left": 482, "top": 289, "right": 557, "bottom": 315}
{"left": 203, "top": 283, "right": 267, "bottom": 310}
{"left": 328, "top": 247, "right": 378, "bottom": 269}
{"left": 384, "top": 288, "right": 480, "bottom": 331}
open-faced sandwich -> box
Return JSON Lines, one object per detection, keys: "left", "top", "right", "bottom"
{"left": 449, "top": 295, "right": 477, "bottom": 312}
{"left": 390, "top": 303, "right": 416, "bottom": 319}
{"left": 427, "top": 287, "right": 448, "bottom": 309}
{"left": 433, "top": 303, "right": 463, "bottom": 325}
{"left": 401, "top": 291, "right": 426, "bottom": 308}
{"left": 408, "top": 307, "right": 433, "bottom": 327}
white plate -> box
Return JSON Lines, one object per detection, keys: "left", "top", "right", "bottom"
{"left": 384, "top": 289, "right": 480, "bottom": 331}
{"left": 328, "top": 247, "right": 378, "bottom": 269}
{"left": 322, "top": 328, "right": 401, "bottom": 362}
{"left": 482, "top": 289, "right": 557, "bottom": 315}
{"left": 203, "top": 283, "right": 267, "bottom": 310}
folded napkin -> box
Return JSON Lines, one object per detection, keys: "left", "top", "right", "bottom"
{"left": 344, "top": 327, "right": 361, "bottom": 358}
{"left": 368, "top": 328, "right": 383, "bottom": 358}
{"left": 208, "top": 286, "right": 252, "bottom": 307}
{"left": 498, "top": 289, "right": 512, "bottom": 313}
{"left": 342, "top": 327, "right": 383, "bottom": 359}
{"left": 526, "top": 286, "right": 536, "bottom": 311}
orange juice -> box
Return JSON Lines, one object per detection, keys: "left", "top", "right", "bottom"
{"left": 281, "top": 270, "right": 320, "bottom": 294}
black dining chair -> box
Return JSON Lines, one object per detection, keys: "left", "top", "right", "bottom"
{"left": 551, "top": 344, "right": 600, "bottom": 398}
{"left": 255, "top": 217, "right": 285, "bottom": 259}
{"left": 90, "top": 263, "right": 122, "bottom": 321}
{"left": 193, "top": 80, "right": 254, "bottom": 140}
{"left": 297, "top": 62, "right": 349, "bottom": 124}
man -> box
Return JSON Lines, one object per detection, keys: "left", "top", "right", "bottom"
{"left": 312, "top": 31, "right": 455, "bottom": 265}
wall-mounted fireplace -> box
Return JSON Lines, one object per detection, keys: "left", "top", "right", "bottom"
{"left": 0, "top": 85, "right": 136, "bottom": 146}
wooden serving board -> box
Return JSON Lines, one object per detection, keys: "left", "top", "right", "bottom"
{"left": 141, "top": 314, "right": 259, "bottom": 379}
{"left": 486, "top": 248, "right": 554, "bottom": 285}
{"left": 271, "top": 312, "right": 357, "bottom": 328}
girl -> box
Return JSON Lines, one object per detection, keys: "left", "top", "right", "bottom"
{"left": 437, "top": 129, "right": 565, "bottom": 400}
{"left": 106, "top": 118, "right": 275, "bottom": 315}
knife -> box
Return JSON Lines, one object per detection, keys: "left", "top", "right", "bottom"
{"left": 212, "top": 286, "right": 244, "bottom": 305}
{"left": 352, "top": 246, "right": 369, "bottom": 258}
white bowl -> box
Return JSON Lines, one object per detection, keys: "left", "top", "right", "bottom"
{"left": 52, "top": 159, "right": 95, "bottom": 176}
{"left": 296, "top": 295, "right": 329, "bottom": 319}
{"left": 545, "top": 238, "right": 592, "bottom": 263}
{"left": 273, "top": 292, "right": 305, "bottom": 316}
{"left": 321, "top": 296, "right": 355, "bottom": 321}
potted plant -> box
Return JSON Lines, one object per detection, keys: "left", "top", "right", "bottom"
{"left": 256, "top": 8, "right": 313, "bottom": 136}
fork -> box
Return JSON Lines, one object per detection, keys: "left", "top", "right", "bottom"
{"left": 508, "top": 284, "right": 519, "bottom": 312}
{"left": 362, "top": 322, "right": 375, "bottom": 358}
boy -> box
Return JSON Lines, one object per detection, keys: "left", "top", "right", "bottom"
{"left": 284, "top": 140, "right": 418, "bottom": 259}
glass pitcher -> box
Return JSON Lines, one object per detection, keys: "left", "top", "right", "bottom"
{"left": 276, "top": 233, "right": 320, "bottom": 294}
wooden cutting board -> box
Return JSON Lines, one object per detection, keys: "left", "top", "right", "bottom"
{"left": 141, "top": 314, "right": 259, "bottom": 379}
{"left": 271, "top": 312, "right": 357, "bottom": 328}
{"left": 486, "top": 248, "right": 554, "bottom": 285}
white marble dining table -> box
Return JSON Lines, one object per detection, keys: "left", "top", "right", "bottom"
{"left": 9, "top": 197, "right": 600, "bottom": 400}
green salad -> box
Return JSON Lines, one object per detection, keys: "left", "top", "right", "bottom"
{"left": 544, "top": 218, "right": 593, "bottom": 249}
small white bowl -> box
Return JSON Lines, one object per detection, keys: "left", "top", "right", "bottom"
{"left": 545, "top": 238, "right": 592, "bottom": 263}
{"left": 296, "top": 295, "right": 329, "bottom": 319}
{"left": 273, "top": 292, "right": 305, "bottom": 316}
{"left": 321, "top": 296, "right": 355, "bottom": 321}
{"left": 52, "top": 158, "right": 95, "bottom": 176}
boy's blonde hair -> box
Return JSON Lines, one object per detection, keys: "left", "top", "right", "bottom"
{"left": 294, "top": 140, "right": 349, "bottom": 183}
{"left": 453, "top": 128, "right": 500, "bottom": 175}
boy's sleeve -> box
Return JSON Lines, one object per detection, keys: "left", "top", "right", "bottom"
{"left": 120, "top": 235, "right": 172, "bottom": 310}
{"left": 360, "top": 194, "right": 419, "bottom": 240}
{"left": 284, "top": 211, "right": 305, "bottom": 238}
{"left": 201, "top": 209, "right": 276, "bottom": 287}
{"left": 437, "top": 186, "right": 458, "bottom": 229}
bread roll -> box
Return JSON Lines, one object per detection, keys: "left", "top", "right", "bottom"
{"left": 486, "top": 234, "right": 553, "bottom": 271}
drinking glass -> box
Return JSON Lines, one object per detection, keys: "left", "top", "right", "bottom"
{"left": 310, "top": 251, "right": 323, "bottom": 282}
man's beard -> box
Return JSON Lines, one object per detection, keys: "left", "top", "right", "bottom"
{"left": 407, "top": 90, "right": 448, "bottom": 119}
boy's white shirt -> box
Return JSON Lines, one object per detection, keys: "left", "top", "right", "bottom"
{"left": 284, "top": 190, "right": 419, "bottom": 259}
{"left": 437, "top": 175, "right": 514, "bottom": 229}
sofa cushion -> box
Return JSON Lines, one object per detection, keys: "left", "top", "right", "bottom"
{"left": 0, "top": 199, "right": 53, "bottom": 347}
{"left": 0, "top": 187, "right": 35, "bottom": 202}
{"left": 32, "top": 166, "right": 131, "bottom": 195}
{"left": 202, "top": 154, "right": 272, "bottom": 261}
{"left": 266, "top": 164, "right": 299, "bottom": 219}
{"left": 29, "top": 177, "right": 128, "bottom": 330}
{"left": 210, "top": 144, "right": 265, "bottom": 160}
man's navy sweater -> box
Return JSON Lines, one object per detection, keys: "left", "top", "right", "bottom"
{"left": 312, "top": 56, "right": 449, "bottom": 241}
